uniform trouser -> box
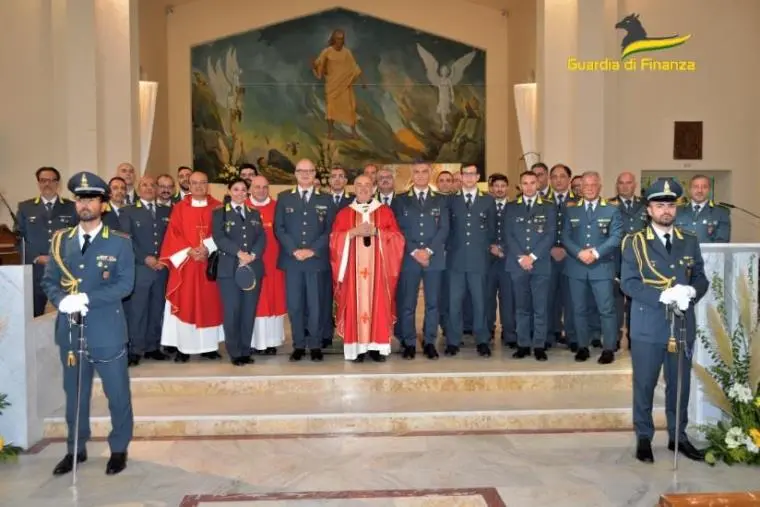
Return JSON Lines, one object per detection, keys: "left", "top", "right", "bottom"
{"left": 394, "top": 282, "right": 403, "bottom": 338}
{"left": 588, "top": 294, "right": 602, "bottom": 340}
{"left": 440, "top": 277, "right": 473, "bottom": 336}
{"left": 128, "top": 270, "right": 168, "bottom": 355}
{"left": 568, "top": 277, "right": 617, "bottom": 350}
{"left": 218, "top": 277, "right": 261, "bottom": 358}
{"left": 486, "top": 263, "right": 516, "bottom": 344}
{"left": 399, "top": 268, "right": 442, "bottom": 347}
{"left": 59, "top": 343, "right": 133, "bottom": 454}
{"left": 631, "top": 339, "right": 691, "bottom": 441}
{"left": 511, "top": 271, "right": 550, "bottom": 348}
{"left": 286, "top": 270, "right": 322, "bottom": 349}
{"left": 32, "top": 263, "right": 48, "bottom": 317}
{"left": 614, "top": 279, "right": 630, "bottom": 338}
{"left": 447, "top": 271, "right": 489, "bottom": 347}
{"left": 548, "top": 260, "right": 577, "bottom": 345}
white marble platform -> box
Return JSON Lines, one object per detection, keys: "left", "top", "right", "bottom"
{"left": 0, "top": 265, "right": 61, "bottom": 449}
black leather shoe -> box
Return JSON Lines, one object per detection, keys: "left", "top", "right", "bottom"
{"left": 369, "top": 350, "right": 386, "bottom": 362}
{"left": 591, "top": 339, "right": 602, "bottom": 348}
{"left": 668, "top": 439, "right": 705, "bottom": 462}
{"left": 636, "top": 439, "right": 654, "bottom": 463}
{"left": 310, "top": 349, "right": 324, "bottom": 361}
{"left": 321, "top": 338, "right": 333, "bottom": 348}
{"left": 544, "top": 342, "right": 553, "bottom": 350}
{"left": 512, "top": 346, "right": 530, "bottom": 359}
{"left": 144, "top": 350, "right": 168, "bottom": 361}
{"left": 105, "top": 452, "right": 127, "bottom": 475}
{"left": 127, "top": 354, "right": 141, "bottom": 367}
{"left": 52, "top": 451, "right": 87, "bottom": 476}
{"left": 574, "top": 347, "right": 590, "bottom": 362}
{"left": 444, "top": 345, "right": 459, "bottom": 356}
{"left": 174, "top": 352, "right": 190, "bottom": 363}
{"left": 201, "top": 351, "right": 222, "bottom": 360}
{"left": 289, "top": 348, "right": 306, "bottom": 361}
{"left": 534, "top": 348, "right": 548, "bottom": 361}
{"left": 163, "top": 346, "right": 178, "bottom": 354}
{"left": 423, "top": 343, "right": 439, "bottom": 360}
{"left": 569, "top": 343, "right": 579, "bottom": 353}
{"left": 504, "top": 341, "right": 517, "bottom": 349}
{"left": 402, "top": 345, "right": 416, "bottom": 359}
{"left": 265, "top": 347, "right": 277, "bottom": 355}
{"left": 598, "top": 350, "right": 615, "bottom": 364}
{"left": 477, "top": 343, "right": 491, "bottom": 357}
{"left": 353, "top": 353, "right": 366, "bottom": 363}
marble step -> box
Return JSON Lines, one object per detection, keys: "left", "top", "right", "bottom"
{"left": 94, "top": 351, "right": 636, "bottom": 397}
{"left": 44, "top": 389, "right": 664, "bottom": 438}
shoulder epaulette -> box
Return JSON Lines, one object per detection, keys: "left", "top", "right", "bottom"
{"left": 678, "top": 227, "right": 696, "bottom": 237}
{"left": 111, "top": 230, "right": 131, "bottom": 239}
{"left": 566, "top": 201, "right": 578, "bottom": 207}
{"left": 607, "top": 200, "right": 619, "bottom": 206}
{"left": 676, "top": 197, "right": 688, "bottom": 206}
{"left": 715, "top": 202, "right": 731, "bottom": 210}
{"left": 608, "top": 196, "right": 620, "bottom": 203}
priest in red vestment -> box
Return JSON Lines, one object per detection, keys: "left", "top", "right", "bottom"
{"left": 247, "top": 175, "right": 286, "bottom": 354}
{"left": 330, "top": 174, "right": 405, "bottom": 362}
{"left": 160, "top": 171, "right": 225, "bottom": 361}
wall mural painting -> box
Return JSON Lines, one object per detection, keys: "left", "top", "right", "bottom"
{"left": 190, "top": 8, "right": 486, "bottom": 184}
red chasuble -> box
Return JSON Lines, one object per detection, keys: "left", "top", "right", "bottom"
{"left": 248, "top": 197, "right": 286, "bottom": 317}
{"left": 160, "top": 196, "right": 223, "bottom": 328}
{"left": 329, "top": 201, "right": 405, "bottom": 359}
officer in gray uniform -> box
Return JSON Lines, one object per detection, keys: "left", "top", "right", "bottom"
{"left": 504, "top": 171, "right": 557, "bottom": 361}
{"left": 445, "top": 165, "right": 497, "bottom": 357}
{"left": 396, "top": 163, "right": 450, "bottom": 360}
{"left": 212, "top": 178, "right": 266, "bottom": 366}
{"left": 608, "top": 171, "right": 648, "bottom": 348}
{"left": 16, "top": 166, "right": 78, "bottom": 317}
{"left": 119, "top": 176, "right": 171, "bottom": 366}
{"left": 621, "top": 178, "right": 708, "bottom": 463}
{"left": 274, "top": 159, "right": 336, "bottom": 362}
{"left": 487, "top": 173, "right": 516, "bottom": 348}
{"left": 674, "top": 174, "right": 731, "bottom": 243}
{"left": 562, "top": 171, "right": 623, "bottom": 364}
{"left": 42, "top": 171, "right": 135, "bottom": 476}
{"left": 102, "top": 177, "right": 129, "bottom": 231}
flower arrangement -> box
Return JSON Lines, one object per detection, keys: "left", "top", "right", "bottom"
{"left": 217, "top": 163, "right": 241, "bottom": 184}
{"left": 694, "top": 271, "right": 760, "bottom": 466}
{"left": 0, "top": 393, "right": 21, "bottom": 462}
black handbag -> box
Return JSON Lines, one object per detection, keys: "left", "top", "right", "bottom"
{"left": 205, "top": 200, "right": 226, "bottom": 281}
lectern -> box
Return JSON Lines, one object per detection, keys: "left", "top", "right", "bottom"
{"left": 690, "top": 243, "right": 760, "bottom": 428}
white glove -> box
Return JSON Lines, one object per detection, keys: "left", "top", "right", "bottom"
{"left": 659, "top": 287, "right": 676, "bottom": 305}
{"left": 674, "top": 284, "right": 697, "bottom": 299}
{"left": 58, "top": 295, "right": 83, "bottom": 314}
{"left": 670, "top": 285, "right": 693, "bottom": 311}
{"left": 76, "top": 293, "right": 90, "bottom": 316}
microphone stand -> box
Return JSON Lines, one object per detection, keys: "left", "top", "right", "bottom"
{"left": 718, "top": 202, "right": 760, "bottom": 220}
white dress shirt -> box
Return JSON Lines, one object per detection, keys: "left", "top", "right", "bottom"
{"left": 78, "top": 222, "right": 103, "bottom": 249}
{"left": 42, "top": 195, "right": 58, "bottom": 207}
{"left": 651, "top": 224, "right": 675, "bottom": 247}
{"left": 298, "top": 186, "right": 314, "bottom": 202}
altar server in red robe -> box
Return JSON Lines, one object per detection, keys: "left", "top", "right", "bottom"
{"left": 160, "top": 171, "right": 225, "bottom": 362}
{"left": 247, "top": 175, "right": 287, "bottom": 354}
{"left": 330, "top": 174, "right": 405, "bottom": 362}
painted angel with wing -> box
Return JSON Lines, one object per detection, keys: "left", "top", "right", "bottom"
{"left": 416, "top": 43, "right": 476, "bottom": 132}
{"left": 205, "top": 47, "right": 245, "bottom": 166}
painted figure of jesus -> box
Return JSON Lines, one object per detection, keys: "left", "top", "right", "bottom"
{"left": 312, "top": 29, "right": 365, "bottom": 140}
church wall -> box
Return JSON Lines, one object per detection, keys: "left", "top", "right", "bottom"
{"left": 615, "top": 0, "right": 760, "bottom": 240}
{"left": 164, "top": 0, "right": 511, "bottom": 194}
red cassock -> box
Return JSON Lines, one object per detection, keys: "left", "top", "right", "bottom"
{"left": 160, "top": 196, "right": 224, "bottom": 328}
{"left": 248, "top": 197, "right": 286, "bottom": 317}
{"left": 329, "top": 203, "right": 405, "bottom": 358}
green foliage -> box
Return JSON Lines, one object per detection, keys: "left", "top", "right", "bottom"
{"left": 0, "top": 393, "right": 21, "bottom": 462}
{"left": 697, "top": 273, "right": 760, "bottom": 466}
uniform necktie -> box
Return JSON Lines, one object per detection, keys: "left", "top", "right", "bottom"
{"left": 235, "top": 205, "right": 244, "bottom": 219}
{"left": 301, "top": 190, "right": 308, "bottom": 203}
{"left": 694, "top": 204, "right": 701, "bottom": 215}
{"left": 466, "top": 194, "right": 473, "bottom": 209}
{"left": 125, "top": 194, "right": 132, "bottom": 205}
{"left": 664, "top": 233, "right": 672, "bottom": 254}
{"left": 586, "top": 203, "right": 593, "bottom": 219}
{"left": 557, "top": 195, "right": 564, "bottom": 206}
{"left": 497, "top": 202, "right": 503, "bottom": 213}
{"left": 334, "top": 195, "right": 340, "bottom": 205}
{"left": 624, "top": 199, "right": 631, "bottom": 211}
{"left": 148, "top": 202, "right": 155, "bottom": 219}
{"left": 81, "top": 234, "right": 91, "bottom": 255}
{"left": 526, "top": 199, "right": 532, "bottom": 212}
{"left": 418, "top": 192, "right": 425, "bottom": 206}
{"left": 45, "top": 202, "right": 53, "bottom": 213}
{"left": 383, "top": 197, "right": 389, "bottom": 206}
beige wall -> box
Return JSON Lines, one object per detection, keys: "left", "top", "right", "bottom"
{"left": 616, "top": 0, "right": 760, "bottom": 240}
{"left": 164, "top": 0, "right": 510, "bottom": 185}
{"left": 138, "top": 0, "right": 170, "bottom": 176}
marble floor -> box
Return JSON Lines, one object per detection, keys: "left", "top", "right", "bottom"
{"left": 1, "top": 431, "right": 758, "bottom": 507}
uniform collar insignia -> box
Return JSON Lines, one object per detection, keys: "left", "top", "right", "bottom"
{"left": 708, "top": 200, "right": 715, "bottom": 207}
{"left": 68, "top": 227, "right": 77, "bottom": 239}
{"left": 600, "top": 198, "right": 608, "bottom": 206}
{"left": 102, "top": 226, "right": 110, "bottom": 239}
{"left": 517, "top": 196, "right": 524, "bottom": 204}
{"left": 225, "top": 203, "right": 232, "bottom": 212}
{"left": 536, "top": 195, "right": 544, "bottom": 205}
{"left": 35, "top": 196, "right": 40, "bottom": 204}
{"left": 645, "top": 227, "right": 655, "bottom": 240}
{"left": 674, "top": 228, "right": 684, "bottom": 240}
{"left": 136, "top": 200, "right": 143, "bottom": 208}
{"left": 104, "top": 202, "right": 112, "bottom": 212}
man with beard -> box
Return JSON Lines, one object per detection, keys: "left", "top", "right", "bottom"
{"left": 621, "top": 178, "right": 708, "bottom": 464}
{"left": 42, "top": 171, "right": 135, "bottom": 476}
{"left": 239, "top": 163, "right": 258, "bottom": 185}
{"left": 102, "top": 177, "right": 128, "bottom": 231}
{"left": 172, "top": 166, "right": 193, "bottom": 203}
{"left": 156, "top": 174, "right": 176, "bottom": 207}
{"left": 487, "top": 173, "right": 516, "bottom": 348}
